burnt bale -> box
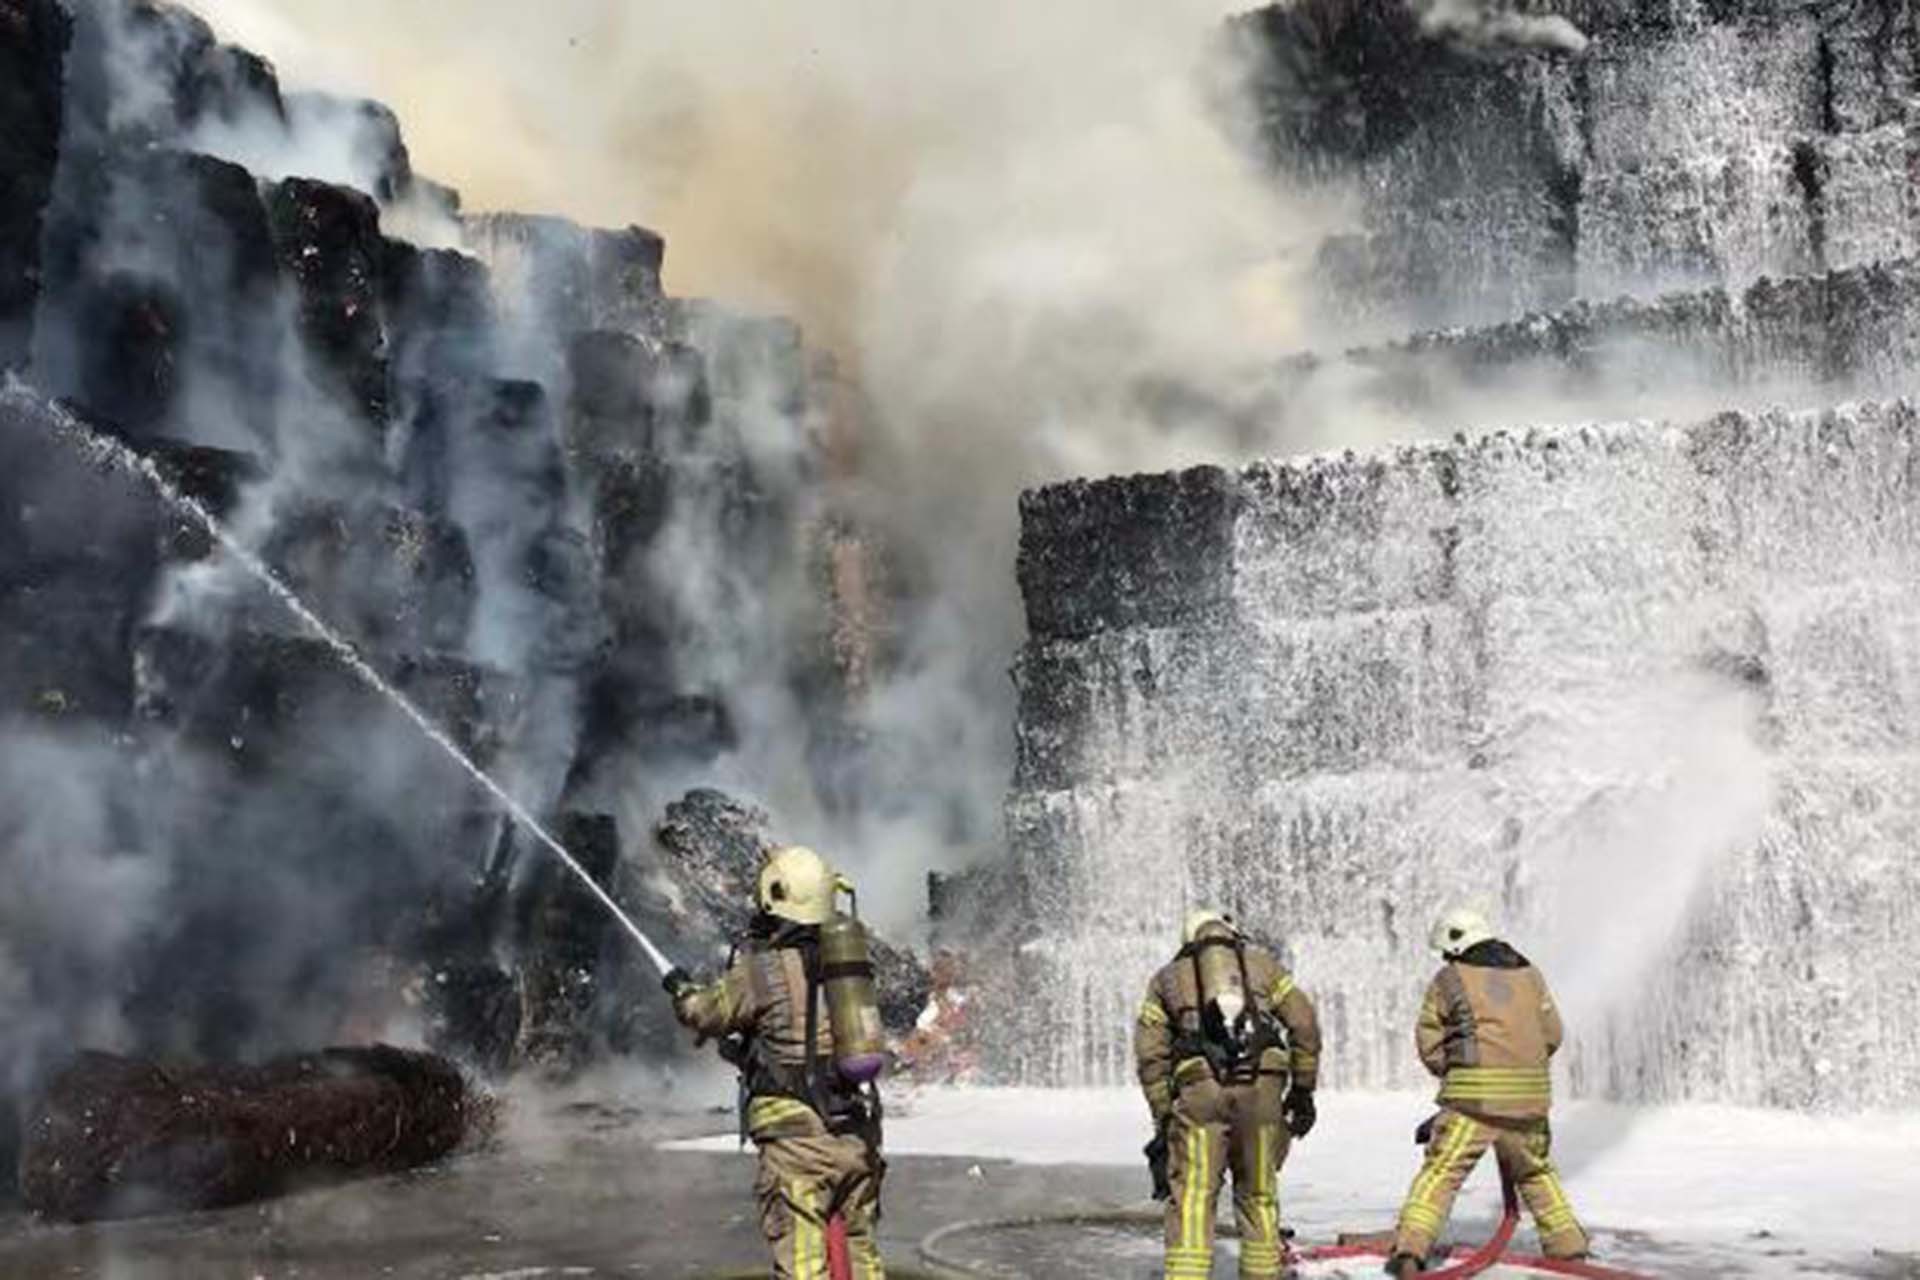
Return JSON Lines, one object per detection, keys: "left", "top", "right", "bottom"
{"left": 0, "top": 0, "right": 72, "bottom": 373}
{"left": 112, "top": 1, "right": 286, "bottom": 140}
{"left": 254, "top": 499, "right": 475, "bottom": 654}
{"left": 130, "top": 627, "right": 507, "bottom": 782}
{"left": 648, "top": 789, "right": 931, "bottom": 1035}
{"left": 566, "top": 330, "right": 661, "bottom": 463}
{"left": 465, "top": 214, "right": 669, "bottom": 344}
{"left": 385, "top": 243, "right": 498, "bottom": 515}
{"left": 654, "top": 787, "right": 776, "bottom": 943}
{"left": 34, "top": 145, "right": 282, "bottom": 450}
{"left": 70, "top": 271, "right": 182, "bottom": 434}
{"left": 0, "top": 392, "right": 256, "bottom": 722}
{"left": 20, "top": 1046, "right": 482, "bottom": 1222}
{"left": 267, "top": 178, "right": 389, "bottom": 436}
{"left": 513, "top": 812, "right": 621, "bottom": 1078}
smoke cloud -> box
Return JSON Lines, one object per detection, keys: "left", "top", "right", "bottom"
{"left": 177, "top": 0, "right": 1345, "bottom": 913}
{"left": 1415, "top": 0, "right": 1590, "bottom": 54}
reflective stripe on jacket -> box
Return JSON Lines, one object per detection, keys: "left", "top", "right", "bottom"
{"left": 1416, "top": 941, "right": 1563, "bottom": 1121}
{"left": 672, "top": 937, "right": 838, "bottom": 1138}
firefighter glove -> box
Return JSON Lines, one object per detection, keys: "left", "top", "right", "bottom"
{"left": 1414, "top": 1113, "right": 1438, "bottom": 1146}
{"left": 1284, "top": 1085, "right": 1317, "bottom": 1138}
{"left": 1144, "top": 1125, "right": 1172, "bottom": 1201}
{"left": 662, "top": 966, "right": 696, "bottom": 1002}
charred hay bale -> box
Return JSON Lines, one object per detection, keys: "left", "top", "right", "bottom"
{"left": 651, "top": 788, "right": 931, "bottom": 1034}
{"left": 266, "top": 178, "right": 389, "bottom": 435}
{"left": 20, "top": 1046, "right": 484, "bottom": 1222}
{"left": 0, "top": 0, "right": 71, "bottom": 374}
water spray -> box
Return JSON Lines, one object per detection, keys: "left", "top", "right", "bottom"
{"left": 1, "top": 379, "right": 681, "bottom": 979}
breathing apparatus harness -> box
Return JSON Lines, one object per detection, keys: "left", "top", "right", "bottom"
{"left": 1171, "top": 930, "right": 1288, "bottom": 1085}
{"left": 717, "top": 912, "right": 883, "bottom": 1147}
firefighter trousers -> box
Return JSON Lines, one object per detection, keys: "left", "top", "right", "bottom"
{"left": 754, "top": 1126, "right": 886, "bottom": 1279}
{"left": 1391, "top": 1108, "right": 1588, "bottom": 1261}
{"left": 1163, "top": 1073, "right": 1292, "bottom": 1280}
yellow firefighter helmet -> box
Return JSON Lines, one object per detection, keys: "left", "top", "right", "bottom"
{"left": 1183, "top": 909, "right": 1237, "bottom": 945}
{"left": 757, "top": 845, "right": 839, "bottom": 925}
{"left": 1429, "top": 906, "right": 1494, "bottom": 958}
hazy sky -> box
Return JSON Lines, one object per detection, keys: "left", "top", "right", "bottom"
{"left": 191, "top": 0, "right": 1260, "bottom": 333}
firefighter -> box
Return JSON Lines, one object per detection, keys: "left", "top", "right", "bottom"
{"left": 1135, "top": 910, "right": 1323, "bottom": 1280}
{"left": 1385, "top": 907, "right": 1590, "bottom": 1277}
{"left": 662, "top": 846, "right": 887, "bottom": 1280}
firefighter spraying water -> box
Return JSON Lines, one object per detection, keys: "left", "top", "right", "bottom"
{"left": 1385, "top": 908, "right": 1591, "bottom": 1277}
{"left": 665, "top": 845, "right": 889, "bottom": 1280}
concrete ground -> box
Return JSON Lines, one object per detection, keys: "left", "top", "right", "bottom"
{"left": 0, "top": 1088, "right": 1913, "bottom": 1279}
{"left": 0, "top": 1092, "right": 1141, "bottom": 1280}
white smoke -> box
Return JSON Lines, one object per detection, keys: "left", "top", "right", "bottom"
{"left": 1415, "top": 0, "right": 1591, "bottom": 54}
{"left": 0, "top": 727, "right": 170, "bottom": 1091}
{"left": 175, "top": 0, "right": 1342, "bottom": 920}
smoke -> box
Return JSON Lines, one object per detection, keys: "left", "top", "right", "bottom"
{"left": 0, "top": 727, "right": 168, "bottom": 1093}
{"left": 1415, "top": 0, "right": 1590, "bottom": 54}
{"left": 1, "top": 0, "right": 596, "bottom": 1099}
{"left": 10, "top": 0, "right": 1786, "bottom": 1114}
{"left": 174, "top": 0, "right": 1345, "bottom": 919}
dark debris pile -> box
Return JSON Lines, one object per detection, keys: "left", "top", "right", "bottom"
{"left": 20, "top": 1045, "right": 487, "bottom": 1222}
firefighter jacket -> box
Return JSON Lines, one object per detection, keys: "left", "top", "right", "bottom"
{"left": 672, "top": 920, "right": 852, "bottom": 1141}
{"left": 1416, "top": 939, "right": 1563, "bottom": 1121}
{"left": 1134, "top": 937, "right": 1322, "bottom": 1125}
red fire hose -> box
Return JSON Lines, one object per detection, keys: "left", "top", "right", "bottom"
{"left": 1288, "top": 1172, "right": 1651, "bottom": 1279}
{"left": 914, "top": 1171, "right": 1654, "bottom": 1279}
{"left": 827, "top": 1213, "right": 854, "bottom": 1280}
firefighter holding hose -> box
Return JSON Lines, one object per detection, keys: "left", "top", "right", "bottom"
{"left": 1385, "top": 907, "right": 1590, "bottom": 1277}
{"left": 1135, "top": 910, "right": 1323, "bottom": 1280}
{"left": 663, "top": 846, "right": 888, "bottom": 1280}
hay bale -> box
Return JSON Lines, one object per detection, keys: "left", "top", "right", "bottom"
{"left": 20, "top": 1045, "right": 484, "bottom": 1221}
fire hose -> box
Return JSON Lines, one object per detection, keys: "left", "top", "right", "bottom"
{"left": 1278, "top": 1170, "right": 1654, "bottom": 1279}
{"left": 914, "top": 1170, "right": 1656, "bottom": 1278}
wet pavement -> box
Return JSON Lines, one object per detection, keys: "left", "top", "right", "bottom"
{"left": 0, "top": 1091, "right": 1910, "bottom": 1279}
{"left": 0, "top": 1092, "right": 1141, "bottom": 1279}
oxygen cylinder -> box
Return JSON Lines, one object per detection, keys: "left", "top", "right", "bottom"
{"left": 1195, "top": 936, "right": 1248, "bottom": 1045}
{"left": 819, "top": 913, "right": 887, "bottom": 1084}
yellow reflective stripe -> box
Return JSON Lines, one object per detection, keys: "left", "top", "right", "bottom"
{"left": 1139, "top": 998, "right": 1168, "bottom": 1026}
{"left": 1533, "top": 1170, "right": 1579, "bottom": 1230}
{"left": 1167, "top": 1241, "right": 1212, "bottom": 1279}
{"left": 1166, "top": 1255, "right": 1212, "bottom": 1278}
{"left": 1173, "top": 1057, "right": 1212, "bottom": 1086}
{"left": 1184, "top": 1126, "right": 1209, "bottom": 1251}
{"left": 1246, "top": 1123, "right": 1282, "bottom": 1267}
{"left": 748, "top": 1096, "right": 817, "bottom": 1130}
{"left": 789, "top": 1180, "right": 815, "bottom": 1278}
{"left": 1183, "top": 1127, "right": 1201, "bottom": 1248}
{"left": 1268, "top": 973, "right": 1296, "bottom": 1004}
{"left": 1407, "top": 1112, "right": 1476, "bottom": 1217}
{"left": 1440, "top": 1066, "right": 1552, "bottom": 1099}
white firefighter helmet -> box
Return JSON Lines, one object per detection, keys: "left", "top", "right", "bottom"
{"left": 1183, "top": 909, "right": 1238, "bottom": 946}
{"left": 1429, "top": 906, "right": 1494, "bottom": 958}
{"left": 757, "top": 845, "right": 839, "bottom": 925}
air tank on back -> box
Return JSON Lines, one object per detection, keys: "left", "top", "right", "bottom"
{"left": 1195, "top": 926, "right": 1249, "bottom": 1044}
{"left": 820, "top": 887, "right": 887, "bottom": 1084}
